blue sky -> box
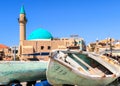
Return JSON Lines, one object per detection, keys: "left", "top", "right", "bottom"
{"left": 0, "top": 0, "right": 120, "bottom": 46}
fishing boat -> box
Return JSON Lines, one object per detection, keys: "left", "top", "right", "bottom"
{"left": 46, "top": 50, "right": 120, "bottom": 86}
{"left": 0, "top": 61, "right": 48, "bottom": 85}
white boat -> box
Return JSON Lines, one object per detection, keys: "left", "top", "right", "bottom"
{"left": 46, "top": 50, "right": 120, "bottom": 86}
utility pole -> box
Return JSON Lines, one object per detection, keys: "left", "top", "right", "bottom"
{"left": 13, "top": 46, "right": 17, "bottom": 61}
{"left": 110, "top": 38, "right": 112, "bottom": 56}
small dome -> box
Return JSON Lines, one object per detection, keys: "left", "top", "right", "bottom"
{"left": 28, "top": 28, "right": 53, "bottom": 40}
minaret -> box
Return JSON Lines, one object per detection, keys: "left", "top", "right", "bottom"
{"left": 18, "top": 6, "right": 27, "bottom": 45}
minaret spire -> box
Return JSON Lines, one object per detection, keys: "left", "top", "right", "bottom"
{"left": 18, "top": 5, "right": 27, "bottom": 44}
{"left": 20, "top": 5, "right": 26, "bottom": 14}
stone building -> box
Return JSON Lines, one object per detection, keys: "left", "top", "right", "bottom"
{"left": 18, "top": 6, "right": 86, "bottom": 61}
{"left": 0, "top": 44, "right": 11, "bottom": 60}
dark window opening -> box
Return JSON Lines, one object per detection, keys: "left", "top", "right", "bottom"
{"left": 41, "top": 46, "right": 44, "bottom": 50}
{"left": 48, "top": 46, "right": 51, "bottom": 50}
{"left": 41, "top": 52, "right": 49, "bottom": 56}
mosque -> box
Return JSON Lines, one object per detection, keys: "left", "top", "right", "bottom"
{"left": 18, "top": 6, "right": 86, "bottom": 61}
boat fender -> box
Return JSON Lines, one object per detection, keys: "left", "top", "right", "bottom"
{"left": 35, "top": 80, "right": 52, "bottom": 86}
{"left": 11, "top": 83, "right": 22, "bottom": 86}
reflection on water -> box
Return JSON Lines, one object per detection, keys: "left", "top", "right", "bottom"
{"left": 107, "top": 78, "right": 120, "bottom": 86}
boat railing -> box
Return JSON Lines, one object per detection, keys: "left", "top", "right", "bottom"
{"left": 66, "top": 55, "right": 89, "bottom": 73}
{"left": 60, "top": 51, "right": 106, "bottom": 75}
{"left": 88, "top": 54, "right": 119, "bottom": 75}
{"left": 72, "top": 54, "right": 91, "bottom": 69}
{"left": 72, "top": 54, "right": 107, "bottom": 76}
{"left": 66, "top": 52, "right": 103, "bottom": 75}
{"left": 91, "top": 52, "right": 120, "bottom": 66}
{"left": 55, "top": 51, "right": 90, "bottom": 73}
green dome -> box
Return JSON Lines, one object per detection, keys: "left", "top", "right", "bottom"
{"left": 28, "top": 28, "right": 53, "bottom": 40}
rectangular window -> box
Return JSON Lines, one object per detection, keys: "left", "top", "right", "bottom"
{"left": 41, "top": 46, "right": 44, "bottom": 50}
{"left": 48, "top": 46, "right": 51, "bottom": 50}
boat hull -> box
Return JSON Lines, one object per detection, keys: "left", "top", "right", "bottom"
{"left": 0, "top": 61, "right": 48, "bottom": 85}
{"left": 47, "top": 58, "right": 117, "bottom": 86}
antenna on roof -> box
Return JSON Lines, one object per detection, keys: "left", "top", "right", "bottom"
{"left": 70, "top": 34, "right": 79, "bottom": 39}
